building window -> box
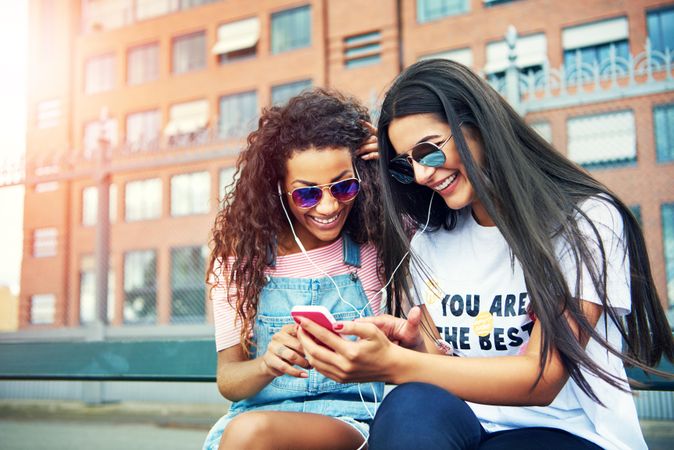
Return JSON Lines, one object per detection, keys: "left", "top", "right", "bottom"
{"left": 662, "top": 204, "right": 674, "bottom": 313}
{"left": 127, "top": 42, "right": 159, "bottom": 85}
{"left": 171, "top": 171, "right": 210, "bottom": 216}
{"left": 82, "top": 0, "right": 131, "bottom": 32}
{"left": 647, "top": 6, "right": 674, "bottom": 54}
{"left": 126, "top": 110, "right": 161, "bottom": 152}
{"left": 484, "top": 0, "right": 517, "bottom": 6}
{"left": 219, "top": 91, "right": 257, "bottom": 139}
{"left": 344, "top": 31, "right": 382, "bottom": 69}
{"left": 85, "top": 53, "right": 116, "bottom": 94}
{"left": 271, "top": 5, "right": 311, "bottom": 54}
{"left": 83, "top": 118, "right": 118, "bottom": 160}
{"left": 35, "top": 181, "right": 59, "bottom": 193}
{"left": 33, "top": 228, "right": 57, "bottom": 258}
{"left": 171, "top": 246, "right": 208, "bottom": 323}
{"left": 530, "top": 121, "right": 552, "bottom": 143}
{"left": 214, "top": 17, "right": 260, "bottom": 64}
{"left": 271, "top": 79, "right": 312, "bottom": 106}
{"left": 79, "top": 255, "right": 115, "bottom": 324}
{"left": 417, "top": 0, "right": 469, "bottom": 23}
{"left": 566, "top": 110, "right": 636, "bottom": 169}
{"left": 485, "top": 33, "right": 547, "bottom": 86}
{"left": 135, "top": 0, "right": 173, "bottom": 21}
{"left": 654, "top": 103, "right": 674, "bottom": 163}
{"left": 125, "top": 178, "right": 162, "bottom": 221}
{"left": 419, "top": 47, "right": 473, "bottom": 68}
{"left": 172, "top": 31, "right": 206, "bottom": 74}
{"left": 37, "top": 99, "right": 61, "bottom": 129}
{"left": 123, "top": 250, "right": 156, "bottom": 324}
{"left": 82, "top": 184, "right": 118, "bottom": 226}
{"left": 179, "top": 0, "right": 218, "bottom": 8}
{"left": 562, "top": 17, "right": 629, "bottom": 81}
{"left": 219, "top": 166, "right": 237, "bottom": 200}
{"left": 165, "top": 99, "right": 209, "bottom": 141}
{"left": 30, "top": 294, "right": 55, "bottom": 325}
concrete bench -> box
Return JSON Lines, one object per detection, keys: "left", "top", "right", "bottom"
{"left": 0, "top": 339, "right": 216, "bottom": 382}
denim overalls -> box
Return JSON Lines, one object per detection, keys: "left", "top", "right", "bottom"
{"left": 202, "top": 235, "right": 384, "bottom": 449}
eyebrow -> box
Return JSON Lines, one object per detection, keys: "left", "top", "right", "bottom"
{"left": 415, "top": 134, "right": 443, "bottom": 145}
{"left": 292, "top": 169, "right": 352, "bottom": 185}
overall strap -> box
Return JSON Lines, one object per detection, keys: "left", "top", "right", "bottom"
{"left": 268, "top": 234, "right": 360, "bottom": 268}
{"left": 342, "top": 233, "right": 362, "bottom": 268}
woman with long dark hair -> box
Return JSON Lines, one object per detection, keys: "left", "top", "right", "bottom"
{"left": 202, "top": 88, "right": 385, "bottom": 449}
{"left": 295, "top": 59, "right": 674, "bottom": 450}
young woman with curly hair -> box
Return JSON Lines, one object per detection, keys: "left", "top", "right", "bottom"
{"left": 201, "top": 88, "right": 385, "bottom": 450}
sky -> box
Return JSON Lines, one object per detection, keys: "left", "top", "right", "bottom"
{"left": 0, "top": 1, "right": 28, "bottom": 295}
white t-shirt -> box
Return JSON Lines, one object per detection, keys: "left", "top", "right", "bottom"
{"left": 410, "top": 196, "right": 645, "bottom": 450}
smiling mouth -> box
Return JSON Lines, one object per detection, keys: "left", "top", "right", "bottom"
{"left": 431, "top": 172, "right": 458, "bottom": 191}
{"left": 309, "top": 210, "right": 341, "bottom": 225}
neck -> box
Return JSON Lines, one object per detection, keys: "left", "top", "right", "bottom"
{"left": 471, "top": 200, "right": 496, "bottom": 227}
{"left": 278, "top": 228, "right": 338, "bottom": 256}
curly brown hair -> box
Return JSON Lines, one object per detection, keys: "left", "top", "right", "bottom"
{"left": 208, "top": 88, "right": 385, "bottom": 355}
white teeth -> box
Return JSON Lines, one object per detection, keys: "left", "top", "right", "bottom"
{"left": 433, "top": 173, "right": 458, "bottom": 191}
{"left": 311, "top": 213, "right": 339, "bottom": 224}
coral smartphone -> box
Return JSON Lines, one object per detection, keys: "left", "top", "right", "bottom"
{"left": 291, "top": 305, "right": 339, "bottom": 332}
{"left": 290, "top": 305, "right": 341, "bottom": 343}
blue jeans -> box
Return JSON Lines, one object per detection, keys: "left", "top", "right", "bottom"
{"left": 368, "top": 383, "right": 603, "bottom": 450}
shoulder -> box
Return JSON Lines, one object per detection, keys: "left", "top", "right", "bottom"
{"left": 573, "top": 195, "right": 625, "bottom": 245}
{"left": 576, "top": 195, "right": 623, "bottom": 227}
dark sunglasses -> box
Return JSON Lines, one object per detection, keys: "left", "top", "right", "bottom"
{"left": 287, "top": 177, "right": 361, "bottom": 209}
{"left": 388, "top": 133, "right": 454, "bottom": 184}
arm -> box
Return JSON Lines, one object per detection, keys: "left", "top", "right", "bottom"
{"left": 216, "top": 323, "right": 311, "bottom": 402}
{"left": 210, "top": 261, "right": 310, "bottom": 401}
{"left": 298, "top": 299, "right": 602, "bottom": 406}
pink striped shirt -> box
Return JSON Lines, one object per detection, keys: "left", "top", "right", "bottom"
{"left": 211, "top": 237, "right": 384, "bottom": 351}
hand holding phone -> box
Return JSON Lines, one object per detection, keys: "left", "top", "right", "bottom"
{"left": 291, "top": 305, "right": 342, "bottom": 347}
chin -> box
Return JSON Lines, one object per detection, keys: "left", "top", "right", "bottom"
{"left": 312, "top": 228, "right": 342, "bottom": 243}
{"left": 441, "top": 196, "right": 470, "bottom": 211}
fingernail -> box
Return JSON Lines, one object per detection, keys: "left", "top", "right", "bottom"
{"left": 333, "top": 323, "right": 344, "bottom": 331}
{"left": 300, "top": 372, "right": 309, "bottom": 378}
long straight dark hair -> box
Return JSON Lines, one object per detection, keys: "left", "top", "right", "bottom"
{"left": 377, "top": 59, "right": 673, "bottom": 400}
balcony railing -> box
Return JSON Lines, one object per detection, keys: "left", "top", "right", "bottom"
{"left": 488, "top": 38, "right": 674, "bottom": 114}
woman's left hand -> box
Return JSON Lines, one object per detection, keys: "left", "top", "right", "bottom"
{"left": 356, "top": 121, "right": 379, "bottom": 160}
{"left": 295, "top": 317, "right": 400, "bottom": 384}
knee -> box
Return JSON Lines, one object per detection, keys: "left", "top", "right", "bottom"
{"left": 382, "top": 382, "right": 463, "bottom": 414}
{"left": 219, "top": 412, "right": 274, "bottom": 449}
{"left": 369, "top": 383, "right": 481, "bottom": 450}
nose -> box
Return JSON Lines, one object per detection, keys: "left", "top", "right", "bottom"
{"left": 412, "top": 160, "right": 437, "bottom": 185}
{"left": 314, "top": 187, "right": 340, "bottom": 215}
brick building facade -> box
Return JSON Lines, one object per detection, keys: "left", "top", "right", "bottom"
{"left": 20, "top": 0, "right": 674, "bottom": 331}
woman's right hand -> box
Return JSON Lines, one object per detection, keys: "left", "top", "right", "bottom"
{"left": 357, "top": 121, "right": 379, "bottom": 160}
{"left": 260, "top": 323, "right": 311, "bottom": 378}
{"left": 357, "top": 306, "right": 425, "bottom": 351}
